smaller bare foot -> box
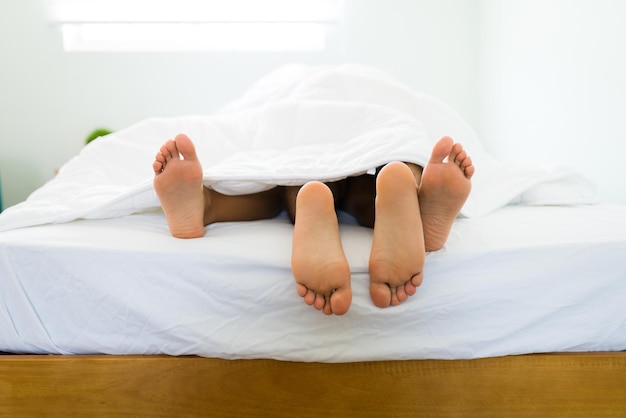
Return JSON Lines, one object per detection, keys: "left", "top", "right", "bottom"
{"left": 153, "top": 134, "right": 207, "bottom": 239}
{"left": 291, "top": 182, "right": 352, "bottom": 315}
{"left": 369, "top": 162, "right": 425, "bottom": 308}
{"left": 419, "top": 136, "right": 474, "bottom": 251}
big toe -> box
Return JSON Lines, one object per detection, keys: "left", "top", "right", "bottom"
{"left": 174, "top": 134, "right": 199, "bottom": 160}
{"left": 429, "top": 136, "right": 454, "bottom": 163}
{"left": 330, "top": 288, "right": 352, "bottom": 315}
{"left": 369, "top": 283, "right": 392, "bottom": 308}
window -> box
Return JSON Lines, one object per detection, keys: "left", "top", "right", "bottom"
{"left": 47, "top": 0, "right": 341, "bottom": 52}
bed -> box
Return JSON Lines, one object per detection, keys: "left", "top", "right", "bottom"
{"left": 2, "top": 64, "right": 625, "bottom": 415}
{"left": 2, "top": 205, "right": 626, "bottom": 416}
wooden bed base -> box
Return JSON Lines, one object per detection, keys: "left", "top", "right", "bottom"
{"left": 2, "top": 352, "right": 625, "bottom": 417}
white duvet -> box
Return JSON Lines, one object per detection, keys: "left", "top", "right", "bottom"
{"left": 0, "top": 64, "right": 597, "bottom": 231}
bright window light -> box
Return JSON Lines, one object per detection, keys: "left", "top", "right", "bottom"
{"left": 61, "top": 23, "right": 328, "bottom": 52}
{"left": 47, "top": 0, "right": 340, "bottom": 52}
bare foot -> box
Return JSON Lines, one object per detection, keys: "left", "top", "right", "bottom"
{"left": 419, "top": 136, "right": 474, "bottom": 251}
{"left": 369, "top": 162, "right": 425, "bottom": 308}
{"left": 291, "top": 182, "right": 352, "bottom": 315}
{"left": 153, "top": 134, "right": 207, "bottom": 239}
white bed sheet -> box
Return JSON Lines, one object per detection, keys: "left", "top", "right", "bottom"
{"left": 1, "top": 204, "right": 625, "bottom": 361}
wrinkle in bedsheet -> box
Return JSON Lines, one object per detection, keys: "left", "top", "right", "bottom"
{"left": 0, "top": 247, "right": 71, "bottom": 354}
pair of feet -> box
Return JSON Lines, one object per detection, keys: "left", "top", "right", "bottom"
{"left": 291, "top": 137, "right": 473, "bottom": 315}
{"left": 153, "top": 134, "right": 474, "bottom": 316}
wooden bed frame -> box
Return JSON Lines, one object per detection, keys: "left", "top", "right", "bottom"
{"left": 2, "top": 352, "right": 625, "bottom": 416}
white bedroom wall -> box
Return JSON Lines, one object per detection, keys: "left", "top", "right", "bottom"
{"left": 478, "top": 0, "right": 626, "bottom": 204}
{"left": 0, "top": 0, "right": 479, "bottom": 209}
{"left": 2, "top": 1, "right": 624, "bottom": 210}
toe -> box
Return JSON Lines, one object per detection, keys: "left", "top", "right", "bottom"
{"left": 404, "top": 281, "right": 417, "bottom": 297}
{"left": 160, "top": 140, "right": 178, "bottom": 160}
{"left": 314, "top": 293, "right": 326, "bottom": 311}
{"left": 303, "top": 289, "right": 316, "bottom": 306}
{"left": 411, "top": 272, "right": 424, "bottom": 288}
{"left": 296, "top": 283, "right": 308, "bottom": 298}
{"left": 323, "top": 302, "right": 333, "bottom": 315}
{"left": 396, "top": 285, "right": 408, "bottom": 303}
{"left": 389, "top": 286, "right": 400, "bottom": 306}
{"left": 174, "top": 134, "right": 198, "bottom": 160}
{"left": 153, "top": 159, "right": 164, "bottom": 174}
{"left": 429, "top": 136, "right": 454, "bottom": 163}
{"left": 329, "top": 288, "right": 352, "bottom": 315}
{"left": 369, "top": 283, "right": 391, "bottom": 308}
{"left": 454, "top": 150, "right": 467, "bottom": 165}
{"left": 450, "top": 142, "right": 464, "bottom": 157}
{"left": 464, "top": 162, "right": 475, "bottom": 179}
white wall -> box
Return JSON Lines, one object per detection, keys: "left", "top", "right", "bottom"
{"left": 0, "top": 0, "right": 479, "bottom": 208}
{"left": 478, "top": 0, "right": 626, "bottom": 204}
{"left": 2, "top": 0, "right": 624, "bottom": 209}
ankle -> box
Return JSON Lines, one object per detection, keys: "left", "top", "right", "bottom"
{"left": 202, "top": 187, "right": 217, "bottom": 225}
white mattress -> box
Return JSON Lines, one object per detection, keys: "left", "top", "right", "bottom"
{"left": 2, "top": 204, "right": 625, "bottom": 361}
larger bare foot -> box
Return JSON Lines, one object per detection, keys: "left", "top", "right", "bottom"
{"left": 419, "top": 136, "right": 474, "bottom": 251}
{"left": 369, "top": 162, "right": 425, "bottom": 308}
{"left": 153, "top": 134, "right": 207, "bottom": 239}
{"left": 291, "top": 182, "right": 352, "bottom": 315}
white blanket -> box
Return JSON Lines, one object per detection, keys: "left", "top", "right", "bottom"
{"left": 0, "top": 64, "right": 597, "bottom": 232}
